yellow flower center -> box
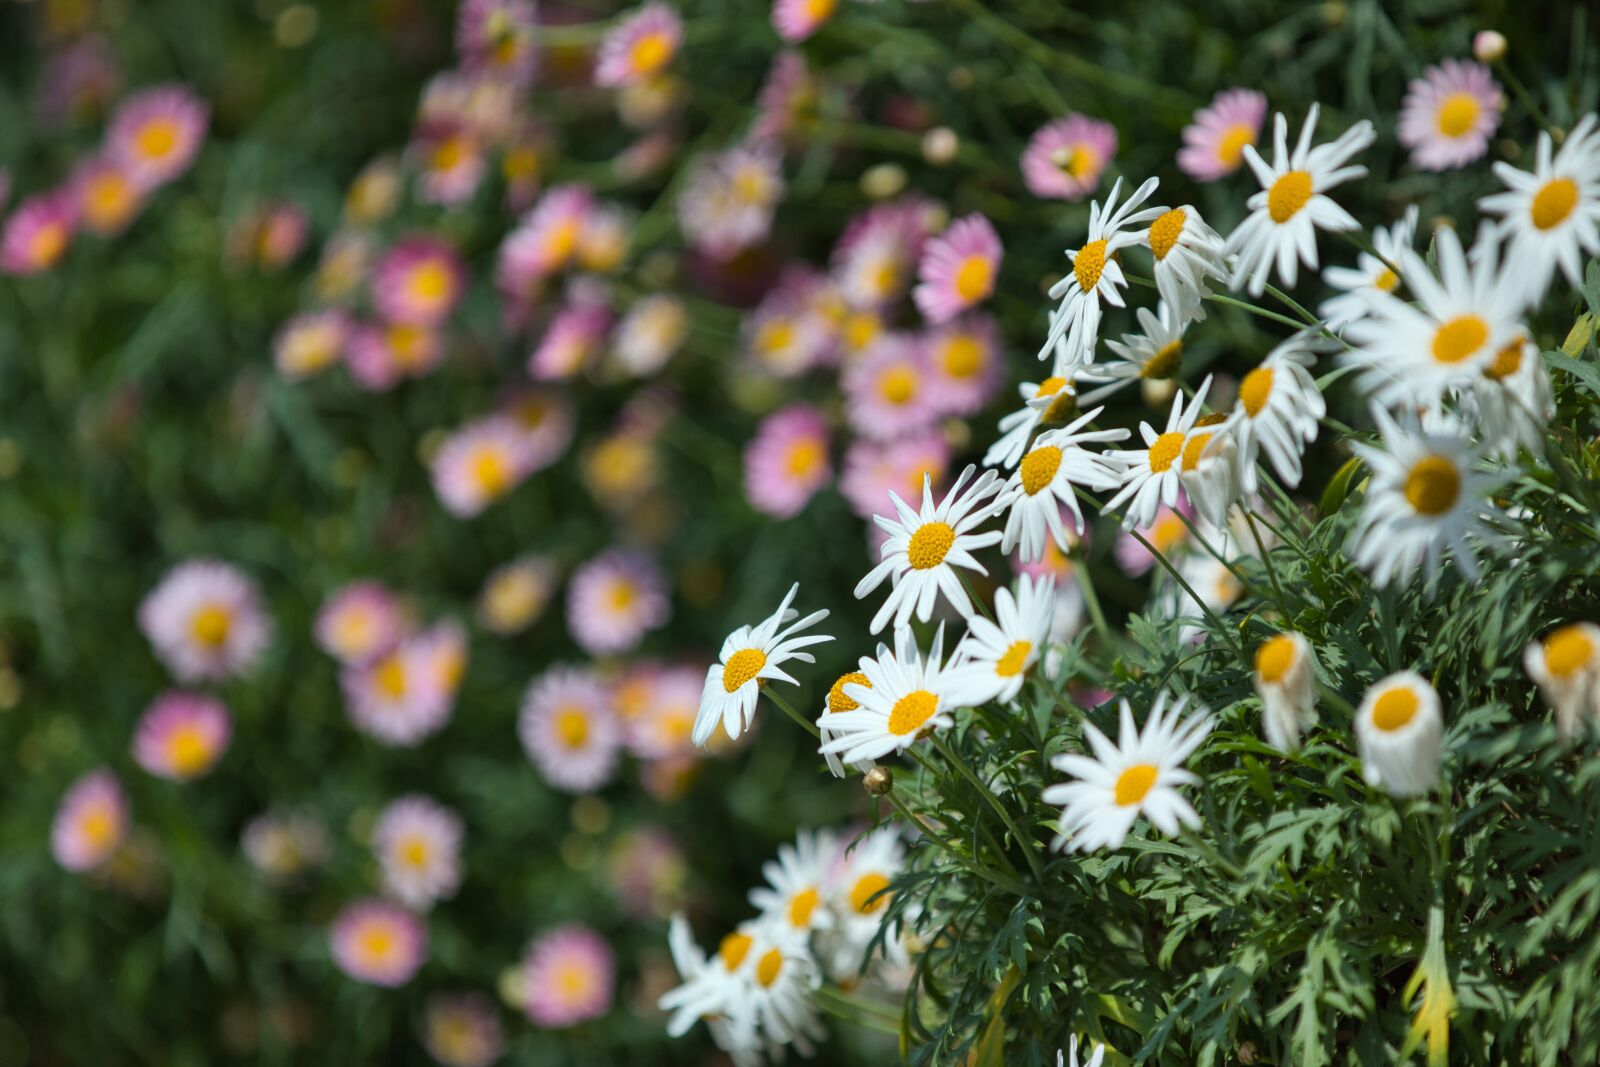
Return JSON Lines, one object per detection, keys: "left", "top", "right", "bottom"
{"left": 401, "top": 836, "right": 431, "bottom": 868}
{"left": 30, "top": 223, "right": 68, "bottom": 266}
{"left": 85, "top": 172, "right": 134, "bottom": 227}
{"left": 388, "top": 325, "right": 430, "bottom": 369}
{"left": 952, "top": 255, "right": 993, "bottom": 303}
{"left": 828, "top": 671, "right": 869, "bottom": 714}
{"left": 1485, "top": 339, "right": 1524, "bottom": 381}
{"left": 1073, "top": 238, "right": 1108, "bottom": 293}
{"left": 136, "top": 118, "right": 180, "bottom": 161}
{"left": 850, "top": 872, "right": 890, "bottom": 914}
{"left": 1255, "top": 634, "right": 1297, "bottom": 684}
{"left": 1148, "top": 208, "right": 1188, "bottom": 261}
{"left": 359, "top": 925, "right": 396, "bottom": 963}
{"left": 471, "top": 449, "right": 511, "bottom": 496}
{"left": 1147, "top": 431, "right": 1185, "bottom": 473}
{"left": 784, "top": 438, "right": 824, "bottom": 479}
{"left": 1034, "top": 375, "right": 1068, "bottom": 398}
{"left": 630, "top": 31, "right": 673, "bottom": 75}
{"left": 1531, "top": 178, "right": 1579, "bottom": 230}
{"left": 555, "top": 962, "right": 595, "bottom": 1001}
{"left": 1239, "top": 366, "right": 1274, "bottom": 417}
{"left": 722, "top": 648, "right": 767, "bottom": 692}
{"left": 1431, "top": 315, "right": 1488, "bottom": 365}
{"left": 1143, "top": 339, "right": 1184, "bottom": 379}
{"left": 878, "top": 365, "right": 918, "bottom": 406}
{"left": 787, "top": 886, "right": 820, "bottom": 928}
{"left": 1051, "top": 144, "right": 1099, "bottom": 181}
{"left": 1374, "top": 267, "right": 1400, "bottom": 292}
{"left": 906, "top": 523, "right": 955, "bottom": 570}
{"left": 81, "top": 807, "right": 116, "bottom": 849}
{"left": 719, "top": 931, "right": 753, "bottom": 970}
{"left": 375, "top": 655, "right": 408, "bottom": 700}
{"left": 995, "top": 640, "right": 1032, "bottom": 677}
{"left": 166, "top": 726, "right": 212, "bottom": 776}
{"left": 1371, "top": 687, "right": 1419, "bottom": 731}
{"left": 1403, "top": 456, "right": 1461, "bottom": 516}
{"left": 546, "top": 218, "right": 580, "bottom": 264}
{"left": 887, "top": 689, "right": 938, "bottom": 735}
{"left": 1019, "top": 445, "right": 1063, "bottom": 495}
{"left": 1436, "top": 92, "right": 1480, "bottom": 137}
{"left": 407, "top": 260, "right": 452, "bottom": 305}
{"left": 555, "top": 708, "right": 590, "bottom": 747}
{"left": 755, "top": 948, "right": 784, "bottom": 988}
{"left": 1150, "top": 512, "right": 1187, "bottom": 553}
{"left": 1544, "top": 626, "right": 1595, "bottom": 679}
{"left": 842, "top": 311, "right": 880, "bottom": 352}
{"left": 1267, "top": 170, "right": 1313, "bottom": 224}
{"left": 1180, "top": 431, "right": 1214, "bottom": 472}
{"left": 941, "top": 335, "right": 983, "bottom": 378}
{"left": 804, "top": 0, "right": 837, "bottom": 23}
{"left": 430, "top": 135, "right": 469, "bottom": 173}
{"left": 732, "top": 164, "right": 771, "bottom": 206}
{"left": 190, "top": 604, "right": 232, "bottom": 647}
{"left": 1217, "top": 124, "right": 1255, "bottom": 168}
{"left": 1113, "top": 763, "right": 1158, "bottom": 807}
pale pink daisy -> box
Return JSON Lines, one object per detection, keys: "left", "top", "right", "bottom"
{"left": 677, "top": 143, "right": 784, "bottom": 260}
{"left": 0, "top": 191, "right": 76, "bottom": 276}
{"left": 1021, "top": 114, "right": 1117, "bottom": 200}
{"left": 595, "top": 3, "right": 683, "bottom": 87}
{"left": 612, "top": 293, "right": 688, "bottom": 377}
{"left": 345, "top": 322, "right": 446, "bottom": 391}
{"left": 498, "top": 184, "right": 594, "bottom": 297}
{"left": 478, "top": 556, "right": 559, "bottom": 635}
{"left": 138, "top": 560, "right": 271, "bottom": 683}
{"left": 329, "top": 898, "right": 428, "bottom": 987}
{"left": 1113, "top": 500, "right": 1193, "bottom": 577}
{"left": 743, "top": 405, "right": 832, "bottom": 519}
{"left": 751, "top": 50, "right": 816, "bottom": 146}
{"left": 841, "top": 333, "right": 940, "bottom": 440}
{"left": 519, "top": 666, "right": 622, "bottom": 792}
{"left": 456, "top": 0, "right": 539, "bottom": 87}
{"left": 925, "top": 314, "right": 1003, "bottom": 417}
{"left": 744, "top": 267, "right": 835, "bottom": 377}
{"left": 241, "top": 809, "right": 330, "bottom": 882}
{"left": 241, "top": 200, "right": 310, "bottom": 269}
{"left": 71, "top": 155, "right": 147, "bottom": 238}
{"left": 607, "top": 827, "right": 687, "bottom": 918}
{"left": 39, "top": 35, "right": 122, "bottom": 124}
{"left": 624, "top": 664, "right": 703, "bottom": 761}
{"left": 1398, "top": 59, "right": 1503, "bottom": 172}
{"left": 1177, "top": 89, "right": 1267, "bottom": 182}
{"left": 51, "top": 768, "right": 129, "bottom": 872}
{"left": 274, "top": 309, "right": 352, "bottom": 381}
{"left": 132, "top": 691, "right": 232, "bottom": 781}
{"left": 372, "top": 794, "right": 464, "bottom": 911}
{"left": 316, "top": 581, "right": 406, "bottom": 666}
{"left": 411, "top": 120, "right": 486, "bottom": 207}
{"left": 576, "top": 205, "right": 631, "bottom": 273}
{"left": 106, "top": 84, "right": 209, "bottom": 188}
{"left": 839, "top": 430, "right": 951, "bottom": 520}
{"left": 415, "top": 619, "right": 471, "bottom": 698}
{"left": 566, "top": 549, "right": 671, "bottom": 656}
{"left": 372, "top": 237, "right": 467, "bottom": 327}
{"left": 913, "top": 213, "right": 1002, "bottom": 324}
{"left": 772, "top": 0, "right": 840, "bottom": 42}
{"left": 527, "top": 298, "right": 612, "bottom": 381}
{"left": 520, "top": 925, "right": 615, "bottom": 1027}
{"left": 831, "top": 198, "right": 929, "bottom": 309}
{"left": 423, "top": 992, "right": 506, "bottom": 1067}
{"left": 500, "top": 386, "right": 577, "bottom": 472}
{"left": 431, "top": 416, "right": 534, "bottom": 518}
{"left": 341, "top": 634, "right": 454, "bottom": 746}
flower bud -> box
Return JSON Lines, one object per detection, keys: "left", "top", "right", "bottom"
{"left": 860, "top": 163, "right": 907, "bottom": 200}
{"left": 922, "top": 127, "right": 959, "bottom": 166}
{"left": 1473, "top": 30, "right": 1507, "bottom": 62}
{"left": 863, "top": 765, "right": 894, "bottom": 796}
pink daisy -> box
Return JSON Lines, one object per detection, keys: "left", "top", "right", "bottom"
{"left": 456, "top": 0, "right": 540, "bottom": 88}
{"left": 772, "top": 0, "right": 840, "bottom": 42}
{"left": 372, "top": 236, "right": 467, "bottom": 328}
{"left": 138, "top": 559, "right": 271, "bottom": 683}
{"left": 341, "top": 633, "right": 455, "bottom": 747}
{"left": 423, "top": 992, "right": 506, "bottom": 1067}
{"left": 575, "top": 205, "right": 631, "bottom": 273}
{"left": 743, "top": 267, "right": 835, "bottom": 377}
{"left": 242, "top": 809, "right": 330, "bottom": 882}
{"left": 39, "top": 35, "right": 122, "bottom": 125}
{"left": 830, "top": 198, "right": 930, "bottom": 310}
{"left": 743, "top": 404, "right": 832, "bottom": 519}
{"left": 411, "top": 121, "right": 486, "bottom": 207}
{"left": 478, "top": 555, "right": 560, "bottom": 635}
{"left": 106, "top": 84, "right": 209, "bottom": 188}
{"left": 527, "top": 297, "right": 612, "bottom": 381}
{"left": 315, "top": 581, "right": 406, "bottom": 666}
{"left": 612, "top": 660, "right": 665, "bottom": 728}
{"left": 416, "top": 618, "right": 471, "bottom": 697}
{"left": 1398, "top": 59, "right": 1503, "bottom": 171}
{"left": 840, "top": 333, "right": 940, "bottom": 441}
{"left": 520, "top": 925, "right": 615, "bottom": 1027}
{"left": 132, "top": 691, "right": 232, "bottom": 781}
{"left": 623, "top": 664, "right": 702, "bottom": 761}
{"left": 314, "top": 231, "right": 374, "bottom": 302}
{"left": 431, "top": 416, "right": 534, "bottom": 518}
{"left": 518, "top": 666, "right": 622, "bottom": 792}
{"left": 243, "top": 200, "right": 310, "bottom": 269}
{"left": 752, "top": 50, "right": 817, "bottom": 147}
{"left": 1177, "top": 88, "right": 1267, "bottom": 182}
{"left": 913, "top": 213, "right": 1002, "bottom": 324}
{"left": 372, "top": 794, "right": 464, "bottom": 911}
{"left": 925, "top": 313, "right": 1003, "bottom": 416}
{"left": 595, "top": 3, "right": 683, "bottom": 88}
{"left": 274, "top": 309, "right": 352, "bottom": 381}
{"left": 329, "top": 898, "right": 428, "bottom": 987}
{"left": 71, "top": 155, "right": 146, "bottom": 238}
{"left": 0, "top": 191, "right": 77, "bottom": 276}
{"left": 606, "top": 827, "right": 687, "bottom": 918}
{"left": 566, "top": 549, "right": 670, "bottom": 656}
{"left": 498, "top": 184, "right": 594, "bottom": 300}
{"left": 1114, "top": 500, "right": 1193, "bottom": 577}
{"left": 677, "top": 143, "right": 784, "bottom": 260}
{"left": 838, "top": 430, "right": 951, "bottom": 519}
{"left": 51, "top": 768, "right": 129, "bottom": 872}
{"left": 1021, "top": 114, "right": 1118, "bottom": 200}
{"left": 499, "top": 386, "right": 577, "bottom": 472}
{"left": 345, "top": 322, "right": 447, "bottom": 392}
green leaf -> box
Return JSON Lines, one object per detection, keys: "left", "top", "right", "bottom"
{"left": 1318, "top": 456, "right": 1365, "bottom": 518}
{"left": 1542, "top": 347, "right": 1600, "bottom": 399}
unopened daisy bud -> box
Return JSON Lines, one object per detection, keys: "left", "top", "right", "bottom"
{"left": 1523, "top": 622, "right": 1600, "bottom": 739}
{"left": 1354, "top": 671, "right": 1443, "bottom": 797}
{"left": 1252, "top": 632, "right": 1316, "bottom": 751}
{"left": 860, "top": 162, "right": 907, "bottom": 201}
{"left": 1141, "top": 377, "right": 1178, "bottom": 407}
{"left": 863, "top": 765, "right": 894, "bottom": 795}
{"left": 922, "top": 127, "right": 959, "bottom": 166}
{"left": 1473, "top": 30, "right": 1507, "bottom": 63}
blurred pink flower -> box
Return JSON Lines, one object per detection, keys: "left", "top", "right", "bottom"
{"left": 431, "top": 416, "right": 534, "bottom": 518}
{"left": 519, "top": 666, "right": 622, "bottom": 792}
{"left": 456, "top": 0, "right": 540, "bottom": 88}
{"left": 925, "top": 313, "right": 1003, "bottom": 417}
{"left": 772, "top": 0, "right": 840, "bottom": 42}
{"left": 372, "top": 794, "right": 464, "bottom": 911}
{"left": 838, "top": 430, "right": 951, "bottom": 519}
{"left": 1177, "top": 89, "right": 1267, "bottom": 182}
{"left": 132, "top": 691, "right": 232, "bottom": 781}
{"left": 138, "top": 560, "right": 271, "bottom": 683}
{"left": 106, "top": 84, "right": 209, "bottom": 188}
{"left": 1021, "top": 114, "right": 1117, "bottom": 200}
{"left": 52, "top": 769, "right": 129, "bottom": 873}
{"left": 841, "top": 333, "right": 940, "bottom": 441}
{"left": 743, "top": 405, "right": 832, "bottom": 519}
{"left": 0, "top": 190, "right": 77, "bottom": 276}
{"left": 913, "top": 213, "right": 1002, "bottom": 324}
{"left": 274, "top": 309, "right": 352, "bottom": 381}
{"left": 566, "top": 549, "right": 670, "bottom": 656}
{"left": 677, "top": 143, "right": 784, "bottom": 260}
{"left": 329, "top": 899, "right": 428, "bottom": 987}
{"left": 594, "top": 3, "right": 683, "bottom": 88}
{"left": 520, "top": 925, "right": 615, "bottom": 1027}
{"left": 373, "top": 236, "right": 467, "bottom": 327}
{"left": 315, "top": 581, "right": 406, "bottom": 666}
{"left": 423, "top": 992, "right": 506, "bottom": 1067}
{"left": 1398, "top": 60, "right": 1503, "bottom": 171}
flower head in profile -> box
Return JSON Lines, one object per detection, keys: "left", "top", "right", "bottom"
{"left": 694, "top": 582, "right": 832, "bottom": 746}
{"left": 1044, "top": 692, "right": 1214, "bottom": 851}
{"left": 422, "top": 992, "right": 505, "bottom": 1067}
{"left": 329, "top": 898, "right": 428, "bottom": 987}
{"left": 373, "top": 236, "right": 467, "bottom": 328}
{"left": 1354, "top": 671, "right": 1443, "bottom": 796}
{"left": 520, "top": 925, "right": 615, "bottom": 1027}
{"left": 1524, "top": 623, "right": 1600, "bottom": 740}
{"left": 52, "top": 769, "right": 129, "bottom": 872}
{"left": 1398, "top": 60, "right": 1503, "bottom": 172}
{"left": 595, "top": 3, "right": 683, "bottom": 87}
{"left": 498, "top": 184, "right": 594, "bottom": 294}
{"left": 138, "top": 560, "right": 272, "bottom": 683}
{"left": 1227, "top": 333, "right": 1326, "bottom": 493}
{"left": 744, "top": 405, "right": 832, "bottom": 520}
{"left": 1253, "top": 632, "right": 1318, "bottom": 751}
{"left": 1022, "top": 114, "right": 1117, "bottom": 200}
{"left": 519, "top": 666, "right": 622, "bottom": 792}
{"left": 478, "top": 556, "right": 559, "bottom": 636}
{"left": 372, "top": 794, "right": 464, "bottom": 911}
{"left": 431, "top": 416, "right": 533, "bottom": 519}
{"left": 1177, "top": 88, "right": 1267, "bottom": 182}
{"left": 315, "top": 581, "right": 406, "bottom": 666}
{"left": 913, "top": 213, "right": 1002, "bottom": 324}
{"left": 566, "top": 549, "right": 671, "bottom": 656}
{"left": 106, "top": 84, "right": 209, "bottom": 188}
{"left": 819, "top": 624, "right": 960, "bottom": 763}
{"left": 1142, "top": 204, "right": 1226, "bottom": 323}
{"left": 0, "top": 191, "right": 77, "bottom": 276}
{"left": 132, "top": 691, "right": 232, "bottom": 781}
{"left": 1059, "top": 1035, "right": 1108, "bottom": 1067}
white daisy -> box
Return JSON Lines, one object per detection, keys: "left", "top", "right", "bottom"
{"left": 1347, "top": 405, "right": 1508, "bottom": 588}
{"left": 1252, "top": 631, "right": 1317, "bottom": 752}
{"left": 818, "top": 624, "right": 961, "bottom": 764}
{"left": 1320, "top": 206, "right": 1417, "bottom": 330}
{"left": 1478, "top": 112, "right": 1600, "bottom": 310}
{"left": 1467, "top": 332, "right": 1554, "bottom": 460}
{"left": 820, "top": 826, "right": 912, "bottom": 979}
{"left": 1176, "top": 414, "right": 1241, "bottom": 528}
{"left": 749, "top": 828, "right": 842, "bottom": 937}
{"left": 997, "top": 406, "right": 1128, "bottom": 560}
{"left": 854, "top": 465, "right": 1003, "bottom": 634}
{"left": 818, "top": 663, "right": 879, "bottom": 779}
{"left": 1037, "top": 177, "right": 1164, "bottom": 370}
{"left": 1101, "top": 375, "right": 1214, "bottom": 530}
{"left": 1142, "top": 204, "right": 1226, "bottom": 322}
{"left": 1523, "top": 622, "right": 1600, "bottom": 740}
{"left": 946, "top": 575, "right": 1056, "bottom": 706}
{"left": 660, "top": 920, "right": 787, "bottom": 1067}
{"left": 1224, "top": 104, "right": 1375, "bottom": 297}
{"left": 722, "top": 927, "right": 825, "bottom": 1061}
{"left": 983, "top": 371, "right": 1119, "bottom": 470}
{"left": 1043, "top": 691, "right": 1214, "bottom": 852}
{"left": 1354, "top": 670, "right": 1443, "bottom": 797}
{"left": 693, "top": 583, "right": 833, "bottom": 747}
{"left": 1227, "top": 332, "right": 1326, "bottom": 493}
{"left": 1098, "top": 303, "right": 1189, "bottom": 387}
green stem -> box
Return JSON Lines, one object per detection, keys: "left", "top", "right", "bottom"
{"left": 882, "top": 789, "right": 1027, "bottom": 895}
{"left": 931, "top": 734, "right": 1046, "bottom": 883}
{"left": 1241, "top": 508, "right": 1293, "bottom": 620}
{"left": 765, "top": 688, "right": 821, "bottom": 740}
{"left": 1495, "top": 58, "right": 1559, "bottom": 135}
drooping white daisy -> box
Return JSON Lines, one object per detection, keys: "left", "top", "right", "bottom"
{"left": 1228, "top": 332, "right": 1326, "bottom": 493}
{"left": 997, "top": 407, "right": 1128, "bottom": 560}
{"left": 818, "top": 624, "right": 961, "bottom": 764}
{"left": 1098, "top": 303, "right": 1189, "bottom": 387}
{"left": 1354, "top": 670, "right": 1443, "bottom": 797}
{"left": 1347, "top": 405, "right": 1508, "bottom": 588}
{"left": 1320, "top": 206, "right": 1417, "bottom": 331}
{"left": 371, "top": 794, "right": 464, "bottom": 911}
{"left": 1176, "top": 414, "right": 1240, "bottom": 528}
{"left": 982, "top": 372, "right": 1099, "bottom": 470}
{"left": 1253, "top": 631, "right": 1317, "bottom": 752}
{"left": 1478, "top": 112, "right": 1600, "bottom": 310}
{"left": 946, "top": 575, "right": 1056, "bottom": 706}
{"left": 1468, "top": 332, "right": 1554, "bottom": 460}
{"left": 692, "top": 583, "right": 832, "bottom": 746}
{"left": 1223, "top": 104, "right": 1375, "bottom": 296}
{"left": 1523, "top": 622, "right": 1600, "bottom": 740}
{"left": 854, "top": 464, "right": 1003, "bottom": 634}
{"left": 749, "top": 828, "right": 842, "bottom": 936}
{"left": 1142, "top": 204, "right": 1226, "bottom": 322}
{"left": 1101, "top": 375, "right": 1214, "bottom": 530}
{"left": 1044, "top": 692, "right": 1213, "bottom": 851}
{"left": 1037, "top": 176, "right": 1164, "bottom": 370}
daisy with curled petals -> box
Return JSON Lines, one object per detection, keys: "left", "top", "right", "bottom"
{"left": 1099, "top": 303, "right": 1189, "bottom": 387}
{"left": 817, "top": 662, "right": 877, "bottom": 778}
{"left": 946, "top": 575, "right": 1056, "bottom": 707}
{"left": 1177, "top": 88, "right": 1267, "bottom": 182}
{"left": 1342, "top": 225, "right": 1523, "bottom": 411}
{"left": 1524, "top": 623, "right": 1600, "bottom": 740}
{"left": 1177, "top": 414, "right": 1240, "bottom": 528}
{"left": 594, "top": 3, "right": 683, "bottom": 88}
{"left": 1038, "top": 177, "right": 1163, "bottom": 370}
{"left": 1142, "top": 204, "right": 1226, "bottom": 322}
{"left": 912, "top": 213, "right": 1002, "bottom": 324}
{"left": 854, "top": 464, "right": 1003, "bottom": 634}
{"left": 997, "top": 407, "right": 1129, "bottom": 560}
{"left": 1223, "top": 104, "right": 1375, "bottom": 296}
{"left": 983, "top": 372, "right": 1092, "bottom": 470}
{"left": 1320, "top": 206, "right": 1416, "bottom": 331}
{"left": 1227, "top": 332, "right": 1326, "bottom": 493}
{"left": 1398, "top": 59, "right": 1503, "bottom": 172}
{"left": 818, "top": 624, "right": 960, "bottom": 764}
{"left": 1101, "top": 375, "right": 1214, "bottom": 530}
{"left": 1479, "top": 113, "right": 1600, "bottom": 309}
{"left": 1354, "top": 671, "right": 1443, "bottom": 797}
{"left": 1467, "top": 333, "right": 1554, "bottom": 460}
{"left": 749, "top": 828, "right": 841, "bottom": 936}
{"left": 1043, "top": 691, "right": 1214, "bottom": 852}
{"left": 1347, "top": 405, "right": 1508, "bottom": 589}
{"left": 692, "top": 583, "right": 832, "bottom": 746}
